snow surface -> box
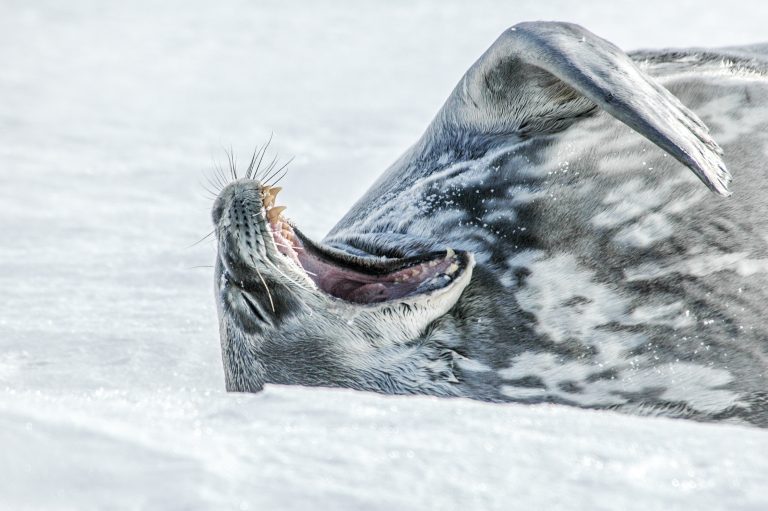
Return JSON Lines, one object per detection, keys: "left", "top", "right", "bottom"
{"left": 1, "top": 1, "right": 767, "bottom": 509}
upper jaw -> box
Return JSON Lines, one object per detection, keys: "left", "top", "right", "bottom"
{"left": 214, "top": 179, "right": 313, "bottom": 287}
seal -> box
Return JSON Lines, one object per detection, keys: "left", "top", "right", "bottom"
{"left": 212, "top": 22, "right": 768, "bottom": 426}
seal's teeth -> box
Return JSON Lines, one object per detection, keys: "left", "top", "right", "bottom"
{"left": 446, "top": 263, "right": 459, "bottom": 275}
{"left": 446, "top": 247, "right": 455, "bottom": 259}
{"left": 267, "top": 206, "right": 287, "bottom": 222}
{"left": 260, "top": 186, "right": 284, "bottom": 209}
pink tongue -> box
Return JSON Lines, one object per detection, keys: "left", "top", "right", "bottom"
{"left": 347, "top": 283, "right": 390, "bottom": 303}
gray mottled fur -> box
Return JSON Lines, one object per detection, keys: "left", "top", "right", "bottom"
{"left": 214, "top": 22, "right": 768, "bottom": 426}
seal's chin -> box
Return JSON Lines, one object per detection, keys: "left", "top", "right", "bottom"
{"left": 260, "top": 185, "right": 469, "bottom": 304}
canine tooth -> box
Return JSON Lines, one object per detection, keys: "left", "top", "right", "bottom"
{"left": 267, "top": 206, "right": 286, "bottom": 222}
{"left": 447, "top": 263, "right": 459, "bottom": 274}
{"left": 446, "top": 247, "right": 455, "bottom": 259}
{"left": 263, "top": 187, "right": 282, "bottom": 208}
{"left": 261, "top": 188, "right": 273, "bottom": 208}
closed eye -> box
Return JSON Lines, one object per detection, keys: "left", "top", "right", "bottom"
{"left": 241, "top": 292, "right": 268, "bottom": 324}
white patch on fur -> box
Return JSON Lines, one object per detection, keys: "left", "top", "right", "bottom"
{"left": 500, "top": 252, "right": 738, "bottom": 413}
{"left": 696, "top": 90, "right": 768, "bottom": 144}
{"left": 508, "top": 185, "right": 549, "bottom": 205}
{"left": 482, "top": 208, "right": 517, "bottom": 225}
{"left": 588, "top": 169, "right": 707, "bottom": 249}
{"left": 504, "top": 251, "right": 646, "bottom": 393}
{"left": 614, "top": 213, "right": 674, "bottom": 248}
{"left": 499, "top": 352, "right": 740, "bottom": 413}
{"left": 592, "top": 178, "right": 668, "bottom": 228}
{"left": 507, "top": 251, "right": 628, "bottom": 344}
{"left": 664, "top": 190, "right": 707, "bottom": 214}
{"left": 499, "top": 385, "right": 548, "bottom": 400}
{"left": 622, "top": 363, "right": 739, "bottom": 414}
{"left": 625, "top": 252, "right": 768, "bottom": 281}
{"left": 626, "top": 301, "right": 695, "bottom": 330}
{"left": 499, "top": 352, "right": 626, "bottom": 406}
{"left": 456, "top": 357, "right": 493, "bottom": 373}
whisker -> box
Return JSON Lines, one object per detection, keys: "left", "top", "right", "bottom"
{"left": 245, "top": 148, "right": 258, "bottom": 180}
{"left": 254, "top": 133, "right": 273, "bottom": 181}
{"left": 262, "top": 156, "right": 293, "bottom": 185}
{"left": 203, "top": 174, "right": 223, "bottom": 194}
{"left": 268, "top": 229, "right": 304, "bottom": 248}
{"left": 253, "top": 265, "right": 275, "bottom": 313}
{"left": 246, "top": 137, "right": 269, "bottom": 180}
{"left": 264, "top": 259, "right": 316, "bottom": 315}
{"left": 206, "top": 159, "right": 223, "bottom": 183}
{"left": 212, "top": 161, "right": 228, "bottom": 189}
{"left": 268, "top": 167, "right": 289, "bottom": 187}
{"left": 200, "top": 182, "right": 220, "bottom": 198}
{"left": 260, "top": 154, "right": 280, "bottom": 181}
{"left": 188, "top": 265, "right": 215, "bottom": 269}
{"left": 266, "top": 258, "right": 312, "bottom": 292}
{"left": 201, "top": 165, "right": 224, "bottom": 194}
{"left": 215, "top": 152, "right": 228, "bottom": 183}
{"left": 227, "top": 146, "right": 238, "bottom": 180}
{"left": 187, "top": 230, "right": 215, "bottom": 248}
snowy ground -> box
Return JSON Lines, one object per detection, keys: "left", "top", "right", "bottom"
{"left": 1, "top": 1, "right": 767, "bottom": 510}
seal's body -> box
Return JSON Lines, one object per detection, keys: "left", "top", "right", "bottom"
{"left": 213, "top": 23, "right": 768, "bottom": 426}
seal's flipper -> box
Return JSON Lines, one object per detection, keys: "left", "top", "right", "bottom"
{"left": 431, "top": 21, "right": 731, "bottom": 195}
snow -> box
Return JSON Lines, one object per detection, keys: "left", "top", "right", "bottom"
{"left": 1, "top": 1, "right": 767, "bottom": 509}
{"left": 3, "top": 387, "right": 767, "bottom": 511}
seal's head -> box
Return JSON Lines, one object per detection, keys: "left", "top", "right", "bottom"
{"left": 212, "top": 178, "right": 474, "bottom": 393}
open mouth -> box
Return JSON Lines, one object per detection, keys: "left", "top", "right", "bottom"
{"left": 259, "top": 185, "right": 469, "bottom": 304}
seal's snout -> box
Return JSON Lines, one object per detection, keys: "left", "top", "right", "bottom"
{"left": 213, "top": 181, "right": 265, "bottom": 283}
{"left": 212, "top": 178, "right": 300, "bottom": 280}
{"left": 213, "top": 179, "right": 289, "bottom": 239}
{"left": 212, "top": 180, "right": 254, "bottom": 227}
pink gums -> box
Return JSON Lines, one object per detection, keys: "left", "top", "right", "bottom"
{"left": 268, "top": 218, "right": 457, "bottom": 303}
